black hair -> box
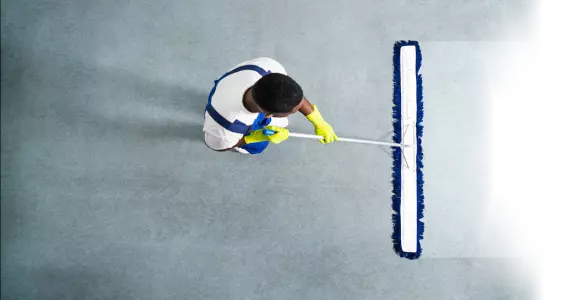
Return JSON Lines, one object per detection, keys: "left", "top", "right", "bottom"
{"left": 251, "top": 73, "right": 303, "bottom": 113}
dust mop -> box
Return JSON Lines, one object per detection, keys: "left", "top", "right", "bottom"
{"left": 264, "top": 41, "right": 424, "bottom": 259}
{"left": 390, "top": 41, "right": 424, "bottom": 259}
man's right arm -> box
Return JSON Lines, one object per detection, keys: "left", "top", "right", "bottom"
{"left": 204, "top": 126, "right": 288, "bottom": 152}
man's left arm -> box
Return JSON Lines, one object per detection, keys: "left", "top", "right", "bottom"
{"left": 298, "top": 97, "right": 315, "bottom": 116}
{"left": 299, "top": 97, "right": 338, "bottom": 144}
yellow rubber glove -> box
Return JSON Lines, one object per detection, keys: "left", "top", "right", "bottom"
{"left": 306, "top": 104, "right": 338, "bottom": 144}
{"left": 244, "top": 126, "right": 289, "bottom": 144}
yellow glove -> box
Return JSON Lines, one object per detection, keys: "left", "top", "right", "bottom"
{"left": 244, "top": 126, "right": 289, "bottom": 144}
{"left": 306, "top": 104, "right": 338, "bottom": 144}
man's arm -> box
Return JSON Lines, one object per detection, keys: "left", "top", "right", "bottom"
{"left": 228, "top": 137, "right": 247, "bottom": 150}
{"left": 299, "top": 97, "right": 339, "bottom": 144}
{"left": 205, "top": 127, "right": 288, "bottom": 152}
{"left": 299, "top": 97, "right": 315, "bottom": 116}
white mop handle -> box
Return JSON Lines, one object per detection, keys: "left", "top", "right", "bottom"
{"left": 289, "top": 132, "right": 404, "bottom": 148}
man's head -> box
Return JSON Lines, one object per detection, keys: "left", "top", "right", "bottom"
{"left": 251, "top": 73, "right": 304, "bottom": 117}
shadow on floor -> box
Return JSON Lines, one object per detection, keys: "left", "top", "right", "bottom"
{"left": 45, "top": 61, "right": 212, "bottom": 143}
{"left": 94, "top": 66, "right": 210, "bottom": 142}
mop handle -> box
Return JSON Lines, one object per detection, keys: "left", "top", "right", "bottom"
{"left": 263, "top": 129, "right": 404, "bottom": 148}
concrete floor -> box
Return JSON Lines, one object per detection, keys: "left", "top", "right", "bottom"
{"left": 2, "top": 0, "right": 533, "bottom": 299}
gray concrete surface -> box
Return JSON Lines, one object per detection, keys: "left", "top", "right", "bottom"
{"left": 2, "top": 0, "right": 533, "bottom": 299}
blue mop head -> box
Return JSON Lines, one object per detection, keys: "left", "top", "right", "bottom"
{"left": 391, "top": 40, "right": 424, "bottom": 259}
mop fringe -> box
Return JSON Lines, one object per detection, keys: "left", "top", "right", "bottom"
{"left": 391, "top": 40, "right": 424, "bottom": 259}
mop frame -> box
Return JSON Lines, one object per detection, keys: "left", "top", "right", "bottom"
{"left": 391, "top": 41, "right": 424, "bottom": 259}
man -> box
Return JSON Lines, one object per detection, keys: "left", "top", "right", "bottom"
{"left": 203, "top": 57, "right": 338, "bottom": 154}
